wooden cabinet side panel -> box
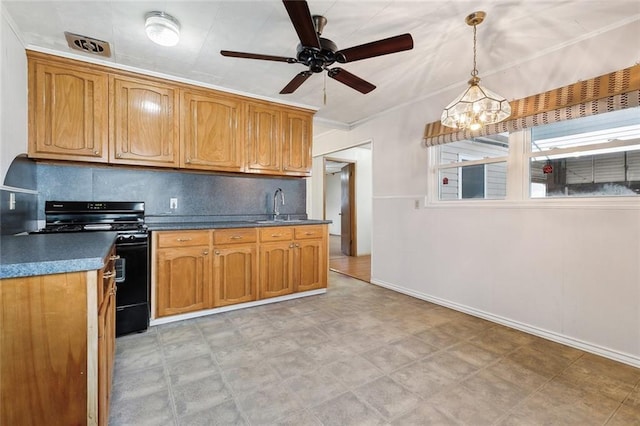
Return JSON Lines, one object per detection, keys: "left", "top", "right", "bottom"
{"left": 156, "top": 247, "right": 211, "bottom": 317}
{"left": 180, "top": 91, "right": 244, "bottom": 171}
{"left": 110, "top": 76, "right": 179, "bottom": 167}
{"left": 1, "top": 272, "right": 88, "bottom": 425}
{"left": 29, "top": 59, "right": 108, "bottom": 162}
{"left": 214, "top": 245, "right": 257, "bottom": 307}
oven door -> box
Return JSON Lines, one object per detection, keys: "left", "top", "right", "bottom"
{"left": 114, "top": 237, "right": 149, "bottom": 336}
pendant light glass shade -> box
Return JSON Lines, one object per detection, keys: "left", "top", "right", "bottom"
{"left": 441, "top": 76, "right": 511, "bottom": 131}
{"left": 441, "top": 12, "right": 510, "bottom": 131}
{"left": 145, "top": 11, "right": 180, "bottom": 47}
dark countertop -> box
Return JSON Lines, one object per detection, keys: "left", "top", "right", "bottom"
{"left": 146, "top": 219, "right": 331, "bottom": 231}
{"left": 0, "top": 232, "right": 117, "bottom": 279}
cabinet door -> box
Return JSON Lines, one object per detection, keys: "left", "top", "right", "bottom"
{"left": 294, "top": 238, "right": 326, "bottom": 292}
{"left": 246, "top": 102, "right": 281, "bottom": 174}
{"left": 213, "top": 244, "right": 257, "bottom": 307}
{"left": 282, "top": 110, "right": 312, "bottom": 176}
{"left": 29, "top": 59, "right": 108, "bottom": 162}
{"left": 181, "top": 90, "right": 244, "bottom": 172}
{"left": 156, "top": 246, "right": 211, "bottom": 317}
{"left": 110, "top": 75, "right": 179, "bottom": 167}
{"left": 259, "top": 241, "right": 294, "bottom": 299}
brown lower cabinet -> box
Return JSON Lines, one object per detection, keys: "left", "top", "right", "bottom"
{"left": 154, "top": 225, "right": 327, "bottom": 318}
{"left": 0, "top": 246, "right": 117, "bottom": 425}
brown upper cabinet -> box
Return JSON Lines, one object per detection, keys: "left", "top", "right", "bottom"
{"left": 29, "top": 57, "right": 109, "bottom": 163}
{"left": 27, "top": 51, "right": 314, "bottom": 176}
{"left": 246, "top": 102, "right": 281, "bottom": 174}
{"left": 180, "top": 89, "right": 245, "bottom": 172}
{"left": 109, "top": 75, "right": 179, "bottom": 167}
{"left": 282, "top": 110, "right": 313, "bottom": 176}
{"left": 246, "top": 102, "right": 313, "bottom": 177}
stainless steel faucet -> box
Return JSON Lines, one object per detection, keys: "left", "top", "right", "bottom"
{"left": 273, "top": 188, "right": 285, "bottom": 220}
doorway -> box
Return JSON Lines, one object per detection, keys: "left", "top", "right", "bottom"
{"left": 321, "top": 143, "right": 372, "bottom": 283}
{"left": 323, "top": 158, "right": 356, "bottom": 256}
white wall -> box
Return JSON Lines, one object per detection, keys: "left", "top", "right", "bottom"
{"left": 311, "top": 20, "right": 640, "bottom": 366}
{"left": 0, "top": 7, "right": 27, "bottom": 185}
{"left": 325, "top": 172, "right": 341, "bottom": 235}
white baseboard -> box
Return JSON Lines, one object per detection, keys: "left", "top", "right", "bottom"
{"left": 370, "top": 278, "right": 640, "bottom": 369}
{"left": 150, "top": 288, "right": 327, "bottom": 326}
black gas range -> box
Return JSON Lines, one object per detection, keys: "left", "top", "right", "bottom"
{"left": 39, "top": 201, "right": 149, "bottom": 336}
{"left": 41, "top": 200, "right": 147, "bottom": 233}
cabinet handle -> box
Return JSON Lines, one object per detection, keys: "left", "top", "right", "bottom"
{"left": 295, "top": 243, "right": 300, "bottom": 248}
{"left": 186, "top": 158, "right": 191, "bottom": 164}
{"left": 289, "top": 243, "right": 294, "bottom": 248}
{"left": 103, "top": 271, "right": 116, "bottom": 279}
{"left": 231, "top": 236, "right": 243, "bottom": 240}
{"left": 305, "top": 232, "right": 315, "bottom": 235}
{"left": 176, "top": 238, "right": 193, "bottom": 242}
{"left": 94, "top": 150, "right": 100, "bottom": 156}
{"left": 203, "top": 250, "right": 209, "bottom": 255}
{"left": 116, "top": 152, "right": 122, "bottom": 158}
{"left": 215, "top": 250, "right": 221, "bottom": 255}
{"left": 271, "top": 234, "right": 282, "bottom": 237}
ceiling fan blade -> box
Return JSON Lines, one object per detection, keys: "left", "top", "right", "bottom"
{"left": 220, "top": 50, "right": 297, "bottom": 63}
{"left": 282, "top": 0, "right": 321, "bottom": 49}
{"left": 328, "top": 68, "right": 376, "bottom": 94}
{"left": 280, "top": 71, "right": 313, "bottom": 94}
{"left": 336, "top": 33, "right": 414, "bottom": 63}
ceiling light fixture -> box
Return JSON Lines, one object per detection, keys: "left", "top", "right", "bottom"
{"left": 441, "top": 11, "right": 511, "bottom": 131}
{"left": 145, "top": 11, "right": 180, "bottom": 47}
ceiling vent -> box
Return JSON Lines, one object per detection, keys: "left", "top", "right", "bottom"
{"left": 64, "top": 32, "right": 111, "bottom": 57}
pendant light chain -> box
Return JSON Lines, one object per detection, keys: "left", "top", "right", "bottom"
{"left": 471, "top": 23, "right": 478, "bottom": 78}
{"left": 323, "top": 72, "right": 327, "bottom": 105}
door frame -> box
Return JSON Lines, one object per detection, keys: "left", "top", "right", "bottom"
{"left": 323, "top": 157, "right": 357, "bottom": 256}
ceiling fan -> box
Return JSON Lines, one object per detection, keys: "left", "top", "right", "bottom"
{"left": 220, "top": 0, "right": 414, "bottom": 95}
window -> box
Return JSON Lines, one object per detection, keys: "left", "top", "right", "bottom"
{"left": 529, "top": 107, "right": 640, "bottom": 198}
{"left": 430, "top": 106, "right": 640, "bottom": 201}
{"left": 436, "top": 135, "right": 508, "bottom": 200}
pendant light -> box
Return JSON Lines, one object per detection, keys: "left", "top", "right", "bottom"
{"left": 145, "top": 11, "right": 180, "bottom": 47}
{"left": 441, "top": 11, "right": 511, "bottom": 131}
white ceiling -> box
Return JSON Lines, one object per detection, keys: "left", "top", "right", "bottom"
{"left": 3, "top": 1, "right": 640, "bottom": 131}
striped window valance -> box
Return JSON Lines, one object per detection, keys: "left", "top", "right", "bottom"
{"left": 423, "top": 64, "right": 640, "bottom": 147}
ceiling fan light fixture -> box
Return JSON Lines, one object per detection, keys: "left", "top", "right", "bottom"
{"left": 145, "top": 11, "right": 180, "bottom": 47}
{"left": 441, "top": 11, "right": 511, "bottom": 131}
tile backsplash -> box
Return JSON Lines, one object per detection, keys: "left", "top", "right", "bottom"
{"left": 2, "top": 156, "right": 307, "bottom": 234}
{"left": 36, "top": 163, "right": 307, "bottom": 222}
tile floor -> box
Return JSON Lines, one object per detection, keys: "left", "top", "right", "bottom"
{"left": 110, "top": 272, "right": 640, "bottom": 425}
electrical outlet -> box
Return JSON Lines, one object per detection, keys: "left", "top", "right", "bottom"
{"left": 170, "top": 198, "right": 178, "bottom": 209}
{"left": 414, "top": 199, "right": 420, "bottom": 209}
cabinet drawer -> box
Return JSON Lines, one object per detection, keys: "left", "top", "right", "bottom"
{"left": 294, "top": 225, "right": 324, "bottom": 240}
{"left": 157, "top": 230, "right": 210, "bottom": 248}
{"left": 259, "top": 227, "right": 294, "bottom": 242}
{"left": 213, "top": 228, "right": 257, "bottom": 245}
